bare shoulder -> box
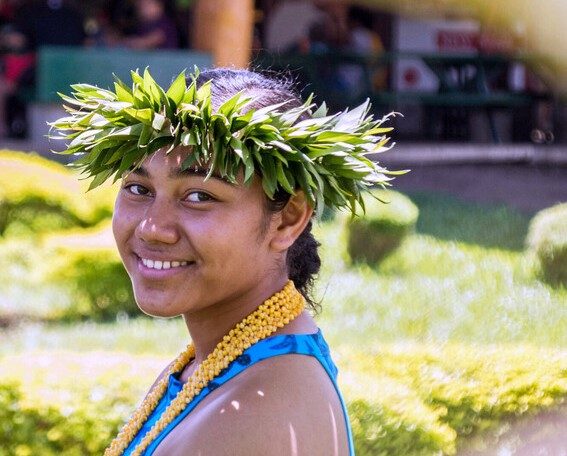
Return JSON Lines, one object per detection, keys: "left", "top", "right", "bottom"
{"left": 162, "top": 354, "right": 350, "bottom": 456}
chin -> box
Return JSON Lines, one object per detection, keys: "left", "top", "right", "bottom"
{"left": 136, "top": 302, "right": 181, "bottom": 319}
{"left": 133, "top": 291, "right": 184, "bottom": 318}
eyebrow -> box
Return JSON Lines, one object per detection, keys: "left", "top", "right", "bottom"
{"left": 130, "top": 165, "right": 232, "bottom": 184}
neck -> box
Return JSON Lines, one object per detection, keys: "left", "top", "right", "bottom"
{"left": 182, "top": 275, "right": 289, "bottom": 364}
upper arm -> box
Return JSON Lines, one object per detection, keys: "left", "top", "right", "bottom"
{"left": 175, "top": 355, "right": 350, "bottom": 456}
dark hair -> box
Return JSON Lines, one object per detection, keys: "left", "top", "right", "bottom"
{"left": 194, "top": 68, "right": 321, "bottom": 312}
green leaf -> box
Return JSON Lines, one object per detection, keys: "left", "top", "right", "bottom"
{"left": 123, "top": 108, "right": 153, "bottom": 125}
{"left": 230, "top": 137, "right": 244, "bottom": 160}
{"left": 312, "top": 101, "right": 328, "bottom": 118}
{"left": 261, "top": 156, "right": 277, "bottom": 198}
{"left": 276, "top": 161, "right": 294, "bottom": 194}
{"left": 114, "top": 79, "right": 134, "bottom": 103}
{"left": 87, "top": 167, "right": 114, "bottom": 191}
{"left": 334, "top": 100, "right": 370, "bottom": 132}
{"left": 138, "top": 124, "right": 153, "bottom": 148}
{"left": 218, "top": 91, "right": 245, "bottom": 117}
{"left": 242, "top": 143, "right": 255, "bottom": 182}
{"left": 152, "top": 113, "right": 167, "bottom": 131}
{"left": 166, "top": 71, "right": 187, "bottom": 105}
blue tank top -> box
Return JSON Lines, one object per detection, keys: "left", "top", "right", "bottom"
{"left": 124, "top": 328, "right": 355, "bottom": 455}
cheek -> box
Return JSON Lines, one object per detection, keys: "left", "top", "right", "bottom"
{"left": 112, "top": 198, "right": 136, "bottom": 252}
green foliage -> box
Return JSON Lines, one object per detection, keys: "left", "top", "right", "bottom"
{"left": 1, "top": 345, "right": 566, "bottom": 456}
{"left": 0, "top": 150, "right": 116, "bottom": 237}
{"left": 339, "top": 344, "right": 567, "bottom": 455}
{"left": 346, "top": 189, "right": 419, "bottom": 264}
{"left": 46, "top": 253, "right": 137, "bottom": 322}
{"left": 0, "top": 353, "right": 160, "bottom": 456}
{"left": 50, "top": 68, "right": 402, "bottom": 215}
{"left": 527, "top": 203, "right": 567, "bottom": 286}
{"left": 0, "top": 223, "right": 136, "bottom": 323}
{"left": 0, "top": 382, "right": 124, "bottom": 456}
{"left": 0, "top": 150, "right": 132, "bottom": 323}
{"left": 43, "top": 222, "right": 137, "bottom": 321}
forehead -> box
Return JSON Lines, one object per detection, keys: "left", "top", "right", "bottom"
{"left": 132, "top": 146, "right": 244, "bottom": 187}
{"left": 144, "top": 147, "right": 189, "bottom": 170}
{"left": 137, "top": 147, "right": 212, "bottom": 179}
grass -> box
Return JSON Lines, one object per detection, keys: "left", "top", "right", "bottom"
{"left": 313, "top": 193, "right": 566, "bottom": 348}
{"left": 407, "top": 191, "right": 531, "bottom": 251}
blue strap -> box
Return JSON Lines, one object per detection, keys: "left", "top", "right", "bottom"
{"left": 129, "top": 329, "right": 354, "bottom": 455}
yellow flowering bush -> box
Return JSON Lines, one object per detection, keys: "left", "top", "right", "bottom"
{"left": 0, "top": 150, "right": 116, "bottom": 237}
{"left": 1, "top": 345, "right": 566, "bottom": 456}
{"left": 0, "top": 352, "right": 162, "bottom": 456}
{"left": 337, "top": 343, "right": 567, "bottom": 455}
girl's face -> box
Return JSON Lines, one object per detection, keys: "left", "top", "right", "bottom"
{"left": 112, "top": 147, "right": 282, "bottom": 318}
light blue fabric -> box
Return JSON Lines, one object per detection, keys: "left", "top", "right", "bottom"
{"left": 124, "top": 328, "right": 355, "bottom": 455}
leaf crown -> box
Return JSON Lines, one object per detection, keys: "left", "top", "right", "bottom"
{"left": 50, "top": 67, "right": 401, "bottom": 215}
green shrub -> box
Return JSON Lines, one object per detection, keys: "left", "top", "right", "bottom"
{"left": 0, "top": 353, "right": 160, "bottom": 456}
{"left": 527, "top": 203, "right": 567, "bottom": 286}
{"left": 0, "top": 381, "right": 126, "bottom": 456}
{"left": 0, "top": 223, "right": 137, "bottom": 323}
{"left": 43, "top": 223, "right": 138, "bottom": 321}
{"left": 0, "top": 150, "right": 116, "bottom": 237}
{"left": 338, "top": 344, "right": 567, "bottom": 455}
{"left": 347, "top": 189, "right": 419, "bottom": 265}
{"left": 3, "top": 343, "right": 565, "bottom": 456}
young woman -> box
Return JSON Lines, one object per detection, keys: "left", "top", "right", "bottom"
{"left": 52, "top": 67, "right": 397, "bottom": 455}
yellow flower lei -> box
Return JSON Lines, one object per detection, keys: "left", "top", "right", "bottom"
{"left": 104, "top": 281, "right": 305, "bottom": 456}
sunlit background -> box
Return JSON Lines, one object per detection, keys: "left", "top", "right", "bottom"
{"left": 0, "top": 1, "right": 566, "bottom": 455}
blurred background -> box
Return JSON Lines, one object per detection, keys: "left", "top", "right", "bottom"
{"left": 0, "top": 1, "right": 566, "bottom": 455}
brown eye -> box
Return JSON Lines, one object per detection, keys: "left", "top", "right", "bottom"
{"left": 126, "top": 184, "right": 151, "bottom": 196}
{"left": 186, "top": 191, "right": 214, "bottom": 203}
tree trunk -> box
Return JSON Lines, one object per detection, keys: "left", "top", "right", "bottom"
{"left": 192, "top": 0, "right": 254, "bottom": 68}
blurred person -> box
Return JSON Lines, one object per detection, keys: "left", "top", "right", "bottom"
{"left": 10, "top": 0, "right": 85, "bottom": 50}
{"left": 83, "top": 0, "right": 137, "bottom": 48}
{"left": 0, "top": 0, "right": 85, "bottom": 137}
{"left": 338, "top": 6, "right": 387, "bottom": 97}
{"left": 264, "top": 0, "right": 327, "bottom": 52}
{"left": 119, "top": 0, "right": 179, "bottom": 49}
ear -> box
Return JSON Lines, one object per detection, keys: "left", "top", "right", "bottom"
{"left": 269, "top": 191, "right": 314, "bottom": 253}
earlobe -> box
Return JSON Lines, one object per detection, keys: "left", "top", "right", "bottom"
{"left": 269, "top": 191, "right": 314, "bottom": 252}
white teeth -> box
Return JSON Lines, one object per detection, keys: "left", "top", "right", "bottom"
{"left": 141, "top": 257, "right": 189, "bottom": 270}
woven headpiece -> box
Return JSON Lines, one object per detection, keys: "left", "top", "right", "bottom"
{"left": 50, "top": 68, "right": 402, "bottom": 215}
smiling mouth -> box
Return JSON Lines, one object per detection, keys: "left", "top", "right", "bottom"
{"left": 139, "top": 257, "right": 193, "bottom": 270}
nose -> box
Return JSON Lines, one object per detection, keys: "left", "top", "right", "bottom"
{"left": 135, "top": 199, "right": 180, "bottom": 245}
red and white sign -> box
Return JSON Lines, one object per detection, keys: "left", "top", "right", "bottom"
{"left": 393, "top": 18, "right": 481, "bottom": 91}
{"left": 436, "top": 30, "right": 479, "bottom": 51}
